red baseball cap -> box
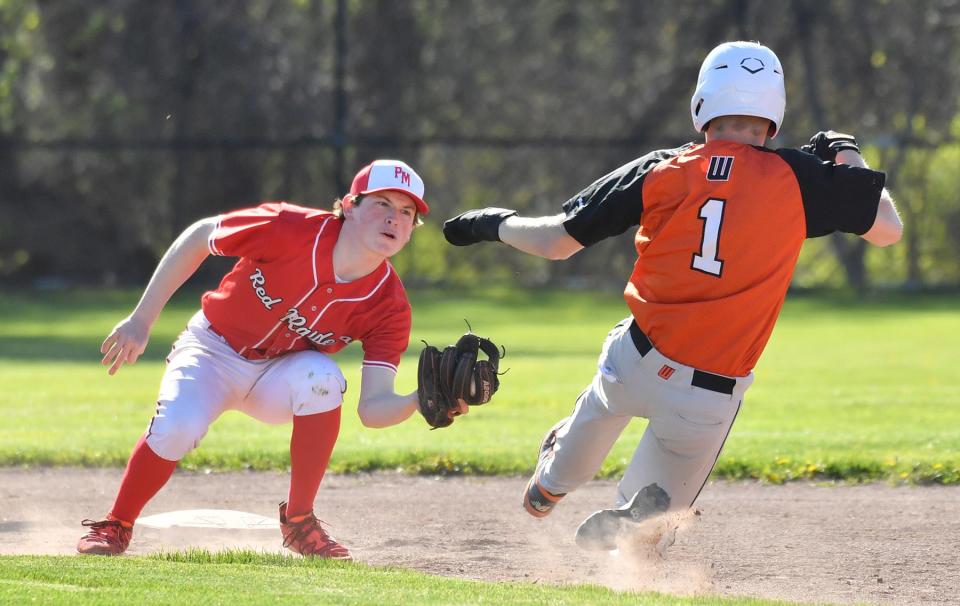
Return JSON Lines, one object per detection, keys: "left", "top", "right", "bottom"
{"left": 349, "top": 159, "right": 429, "bottom": 214}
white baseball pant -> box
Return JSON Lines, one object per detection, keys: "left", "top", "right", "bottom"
{"left": 145, "top": 311, "right": 347, "bottom": 461}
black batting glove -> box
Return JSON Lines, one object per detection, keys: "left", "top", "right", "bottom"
{"left": 443, "top": 208, "right": 518, "bottom": 246}
{"left": 800, "top": 130, "right": 861, "bottom": 162}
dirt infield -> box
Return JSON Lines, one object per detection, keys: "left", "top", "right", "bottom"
{"left": 1, "top": 468, "right": 957, "bottom": 605}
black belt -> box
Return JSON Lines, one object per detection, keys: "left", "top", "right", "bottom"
{"left": 628, "top": 321, "right": 736, "bottom": 395}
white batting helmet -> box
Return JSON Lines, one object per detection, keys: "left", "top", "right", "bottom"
{"left": 690, "top": 41, "right": 786, "bottom": 137}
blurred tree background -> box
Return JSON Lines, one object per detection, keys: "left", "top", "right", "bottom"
{"left": 1, "top": 0, "right": 958, "bottom": 291}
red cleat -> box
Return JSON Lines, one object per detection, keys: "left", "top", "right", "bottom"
{"left": 76, "top": 518, "right": 133, "bottom": 555}
{"left": 279, "top": 502, "right": 352, "bottom": 560}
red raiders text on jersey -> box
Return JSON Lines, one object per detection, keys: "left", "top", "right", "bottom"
{"left": 203, "top": 202, "right": 412, "bottom": 372}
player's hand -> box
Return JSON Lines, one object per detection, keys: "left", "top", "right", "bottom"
{"left": 443, "top": 208, "right": 518, "bottom": 246}
{"left": 449, "top": 398, "right": 470, "bottom": 419}
{"left": 101, "top": 315, "right": 151, "bottom": 375}
{"left": 800, "top": 131, "right": 860, "bottom": 162}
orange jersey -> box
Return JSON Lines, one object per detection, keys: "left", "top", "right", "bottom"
{"left": 563, "top": 141, "right": 885, "bottom": 376}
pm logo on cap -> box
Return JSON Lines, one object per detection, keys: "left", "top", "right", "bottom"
{"left": 349, "top": 159, "right": 429, "bottom": 214}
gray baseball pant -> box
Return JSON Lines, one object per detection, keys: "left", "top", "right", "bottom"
{"left": 539, "top": 318, "right": 753, "bottom": 509}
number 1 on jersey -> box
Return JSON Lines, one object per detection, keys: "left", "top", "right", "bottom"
{"left": 692, "top": 198, "right": 726, "bottom": 277}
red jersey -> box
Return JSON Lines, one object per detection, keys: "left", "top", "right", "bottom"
{"left": 562, "top": 141, "right": 885, "bottom": 377}
{"left": 202, "top": 202, "right": 411, "bottom": 372}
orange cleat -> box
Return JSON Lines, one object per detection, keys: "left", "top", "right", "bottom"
{"left": 521, "top": 418, "right": 568, "bottom": 518}
{"left": 523, "top": 471, "right": 566, "bottom": 518}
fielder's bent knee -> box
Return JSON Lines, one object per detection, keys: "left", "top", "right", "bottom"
{"left": 283, "top": 351, "right": 346, "bottom": 416}
{"left": 146, "top": 409, "right": 211, "bottom": 461}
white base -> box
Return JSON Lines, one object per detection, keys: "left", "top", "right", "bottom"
{"left": 137, "top": 509, "right": 277, "bottom": 530}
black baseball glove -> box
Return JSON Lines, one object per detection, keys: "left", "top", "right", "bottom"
{"left": 443, "top": 208, "right": 518, "bottom": 246}
{"left": 417, "top": 332, "right": 503, "bottom": 429}
{"left": 800, "top": 130, "right": 861, "bottom": 162}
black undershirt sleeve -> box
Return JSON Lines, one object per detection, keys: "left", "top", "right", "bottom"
{"left": 561, "top": 145, "right": 690, "bottom": 247}
{"left": 777, "top": 148, "right": 886, "bottom": 238}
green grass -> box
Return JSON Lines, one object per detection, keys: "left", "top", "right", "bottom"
{"left": 0, "top": 550, "right": 804, "bottom": 605}
{"left": 1, "top": 288, "right": 958, "bottom": 484}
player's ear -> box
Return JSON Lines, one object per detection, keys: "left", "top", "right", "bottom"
{"left": 343, "top": 195, "right": 359, "bottom": 218}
